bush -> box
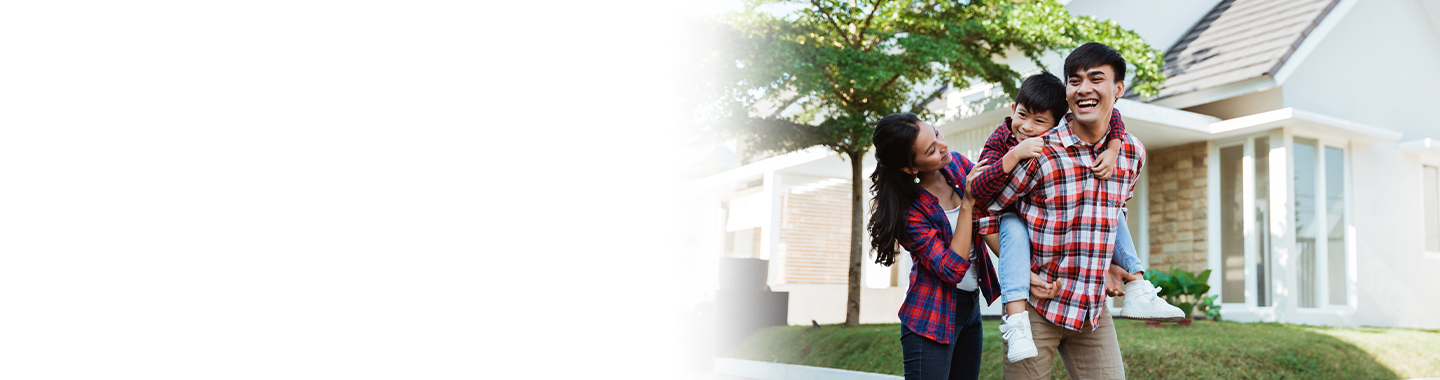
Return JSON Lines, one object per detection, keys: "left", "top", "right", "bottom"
{"left": 1143, "top": 265, "right": 1212, "bottom": 318}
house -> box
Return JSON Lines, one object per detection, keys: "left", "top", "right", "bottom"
{"left": 692, "top": 0, "right": 1440, "bottom": 329}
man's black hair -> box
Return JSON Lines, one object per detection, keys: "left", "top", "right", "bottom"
{"left": 1063, "top": 42, "right": 1127, "bottom": 84}
{"left": 1015, "top": 71, "right": 1067, "bottom": 124}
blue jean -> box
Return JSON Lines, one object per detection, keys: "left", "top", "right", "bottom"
{"left": 901, "top": 289, "right": 982, "bottom": 380}
{"left": 998, "top": 212, "right": 1144, "bottom": 304}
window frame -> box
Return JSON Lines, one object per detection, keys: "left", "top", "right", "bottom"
{"left": 1209, "top": 128, "right": 1357, "bottom": 321}
{"left": 1419, "top": 157, "right": 1440, "bottom": 261}
{"left": 1290, "top": 131, "right": 1357, "bottom": 313}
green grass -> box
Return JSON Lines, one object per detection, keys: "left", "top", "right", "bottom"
{"left": 726, "top": 319, "right": 1440, "bottom": 380}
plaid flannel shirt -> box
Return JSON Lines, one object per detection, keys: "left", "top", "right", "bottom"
{"left": 979, "top": 115, "right": 1145, "bottom": 332}
{"left": 897, "top": 151, "right": 1001, "bottom": 344}
{"left": 971, "top": 107, "right": 1128, "bottom": 235}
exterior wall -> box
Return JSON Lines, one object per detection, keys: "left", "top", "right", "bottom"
{"left": 1339, "top": 141, "right": 1440, "bottom": 329}
{"left": 1182, "top": 87, "right": 1284, "bottom": 120}
{"left": 1281, "top": 0, "right": 1440, "bottom": 141}
{"left": 776, "top": 284, "right": 907, "bottom": 325}
{"left": 1146, "top": 142, "right": 1209, "bottom": 273}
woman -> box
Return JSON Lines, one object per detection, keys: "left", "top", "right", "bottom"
{"left": 867, "top": 113, "right": 997, "bottom": 380}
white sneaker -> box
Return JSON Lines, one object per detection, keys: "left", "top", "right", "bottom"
{"left": 1115, "top": 279, "right": 1187, "bottom": 322}
{"left": 999, "top": 311, "right": 1038, "bottom": 363}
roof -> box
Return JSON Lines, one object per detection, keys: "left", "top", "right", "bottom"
{"left": 1147, "top": 0, "right": 1341, "bottom": 102}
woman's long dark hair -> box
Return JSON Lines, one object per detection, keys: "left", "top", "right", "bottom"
{"left": 868, "top": 113, "right": 925, "bottom": 267}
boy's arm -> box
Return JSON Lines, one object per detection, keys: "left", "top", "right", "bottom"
{"left": 1093, "top": 107, "right": 1129, "bottom": 180}
{"left": 970, "top": 124, "right": 1029, "bottom": 203}
{"left": 1093, "top": 139, "right": 1124, "bottom": 180}
{"left": 977, "top": 152, "right": 1047, "bottom": 236}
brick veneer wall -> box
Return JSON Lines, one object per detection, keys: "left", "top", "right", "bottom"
{"left": 1146, "top": 142, "right": 1208, "bottom": 274}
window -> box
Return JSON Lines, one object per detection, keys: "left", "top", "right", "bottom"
{"left": 1425, "top": 165, "right": 1439, "bottom": 252}
{"left": 1293, "top": 138, "right": 1349, "bottom": 308}
{"left": 1220, "top": 145, "right": 1245, "bottom": 303}
{"left": 1295, "top": 139, "right": 1319, "bottom": 308}
{"left": 1254, "top": 137, "right": 1273, "bottom": 307}
{"left": 1217, "top": 137, "right": 1277, "bottom": 307}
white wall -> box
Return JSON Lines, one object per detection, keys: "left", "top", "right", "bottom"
{"left": 1282, "top": 0, "right": 1440, "bottom": 141}
{"left": 1265, "top": 0, "right": 1440, "bottom": 329}
{"left": 1328, "top": 142, "right": 1440, "bottom": 329}
{"left": 777, "top": 284, "right": 907, "bottom": 325}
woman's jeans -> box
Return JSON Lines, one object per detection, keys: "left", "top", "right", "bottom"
{"left": 998, "top": 212, "right": 1145, "bottom": 305}
{"left": 901, "top": 289, "right": 982, "bottom": 380}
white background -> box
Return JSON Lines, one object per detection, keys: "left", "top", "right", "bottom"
{"left": 0, "top": 1, "right": 710, "bottom": 378}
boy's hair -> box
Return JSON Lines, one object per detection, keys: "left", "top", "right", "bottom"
{"left": 1064, "top": 42, "right": 1127, "bottom": 84}
{"left": 1015, "top": 71, "right": 1067, "bottom": 123}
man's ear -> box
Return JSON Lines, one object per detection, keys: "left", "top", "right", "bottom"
{"left": 1115, "top": 81, "right": 1126, "bottom": 97}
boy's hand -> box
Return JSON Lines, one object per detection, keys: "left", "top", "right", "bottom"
{"left": 1093, "top": 146, "right": 1120, "bottom": 180}
{"left": 1012, "top": 137, "right": 1045, "bottom": 160}
{"left": 1030, "top": 272, "right": 1058, "bottom": 299}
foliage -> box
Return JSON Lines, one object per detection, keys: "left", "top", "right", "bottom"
{"left": 728, "top": 320, "right": 1439, "bottom": 379}
{"left": 1143, "top": 265, "right": 1212, "bottom": 318}
{"left": 1197, "top": 294, "right": 1222, "bottom": 321}
{"left": 707, "top": 0, "right": 1166, "bottom": 326}
{"left": 712, "top": 0, "right": 1165, "bottom": 159}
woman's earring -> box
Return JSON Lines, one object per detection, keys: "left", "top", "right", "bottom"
{"left": 914, "top": 176, "right": 920, "bottom": 184}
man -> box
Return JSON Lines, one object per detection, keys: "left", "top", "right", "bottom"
{"left": 979, "top": 42, "right": 1149, "bottom": 379}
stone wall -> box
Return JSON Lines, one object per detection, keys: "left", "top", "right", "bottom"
{"left": 1147, "top": 142, "right": 1208, "bottom": 273}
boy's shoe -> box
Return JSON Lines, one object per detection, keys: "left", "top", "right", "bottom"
{"left": 1115, "top": 279, "right": 1187, "bottom": 322}
{"left": 999, "top": 311, "right": 1038, "bottom": 363}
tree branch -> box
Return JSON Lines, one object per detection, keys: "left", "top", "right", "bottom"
{"left": 766, "top": 96, "right": 802, "bottom": 119}
{"left": 909, "top": 82, "right": 950, "bottom": 114}
{"left": 878, "top": 73, "right": 903, "bottom": 90}
{"left": 854, "top": 0, "right": 886, "bottom": 49}
{"left": 831, "top": 86, "right": 854, "bottom": 106}
{"left": 810, "top": 0, "right": 853, "bottom": 45}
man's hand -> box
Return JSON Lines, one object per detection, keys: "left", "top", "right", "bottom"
{"left": 1029, "top": 272, "right": 1058, "bottom": 299}
{"left": 1104, "top": 264, "right": 1138, "bottom": 297}
{"left": 1092, "top": 145, "right": 1120, "bottom": 180}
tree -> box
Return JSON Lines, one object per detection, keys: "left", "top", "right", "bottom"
{"left": 713, "top": 0, "right": 1165, "bottom": 326}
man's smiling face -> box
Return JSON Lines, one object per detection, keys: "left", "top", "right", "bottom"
{"left": 1066, "top": 64, "right": 1125, "bottom": 129}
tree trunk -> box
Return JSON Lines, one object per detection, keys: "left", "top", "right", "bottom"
{"left": 845, "top": 150, "right": 864, "bottom": 326}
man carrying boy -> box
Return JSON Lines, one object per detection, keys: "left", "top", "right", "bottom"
{"left": 977, "top": 42, "right": 1155, "bottom": 379}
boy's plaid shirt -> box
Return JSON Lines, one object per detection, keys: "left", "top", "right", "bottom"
{"left": 896, "top": 151, "right": 1000, "bottom": 344}
{"left": 978, "top": 115, "right": 1145, "bottom": 332}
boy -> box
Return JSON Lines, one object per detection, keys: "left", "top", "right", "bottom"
{"left": 966, "top": 71, "right": 1183, "bottom": 363}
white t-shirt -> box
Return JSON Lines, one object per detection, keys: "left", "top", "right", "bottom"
{"left": 944, "top": 204, "right": 979, "bottom": 291}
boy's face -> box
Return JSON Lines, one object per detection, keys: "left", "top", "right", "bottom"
{"left": 1009, "top": 103, "right": 1058, "bottom": 142}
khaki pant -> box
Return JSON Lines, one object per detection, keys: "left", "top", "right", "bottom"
{"left": 1001, "top": 304, "right": 1125, "bottom": 380}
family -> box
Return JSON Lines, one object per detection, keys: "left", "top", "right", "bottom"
{"left": 866, "top": 42, "right": 1186, "bottom": 380}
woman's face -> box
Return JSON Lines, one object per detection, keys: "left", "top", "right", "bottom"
{"left": 907, "top": 121, "right": 951, "bottom": 175}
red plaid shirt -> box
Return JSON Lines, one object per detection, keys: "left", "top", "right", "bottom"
{"left": 897, "top": 151, "right": 1000, "bottom": 344}
{"left": 970, "top": 107, "right": 1128, "bottom": 217}
{"left": 978, "top": 115, "right": 1145, "bottom": 331}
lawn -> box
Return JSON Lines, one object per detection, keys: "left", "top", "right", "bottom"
{"left": 725, "top": 319, "right": 1440, "bottom": 379}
